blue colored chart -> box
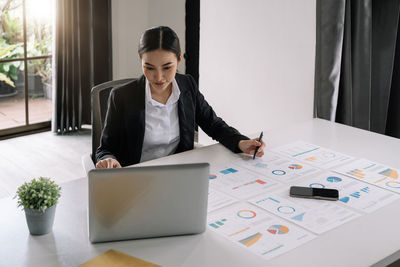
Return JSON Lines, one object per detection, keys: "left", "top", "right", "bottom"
{"left": 277, "top": 206, "right": 295, "bottom": 214}
{"left": 220, "top": 168, "right": 238, "bottom": 174}
{"left": 326, "top": 176, "right": 342, "bottom": 183}
{"left": 255, "top": 163, "right": 268, "bottom": 168}
{"left": 272, "top": 170, "right": 286, "bottom": 175}
{"left": 291, "top": 212, "right": 305, "bottom": 222}
{"left": 209, "top": 218, "right": 227, "bottom": 229}
{"left": 360, "top": 187, "right": 370, "bottom": 193}
{"left": 339, "top": 196, "right": 350, "bottom": 203}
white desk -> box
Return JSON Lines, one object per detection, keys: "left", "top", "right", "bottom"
{"left": 1, "top": 118, "right": 400, "bottom": 267}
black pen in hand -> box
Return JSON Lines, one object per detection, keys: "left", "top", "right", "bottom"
{"left": 253, "top": 131, "right": 263, "bottom": 160}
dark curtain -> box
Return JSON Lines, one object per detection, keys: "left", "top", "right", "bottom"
{"left": 185, "top": 0, "right": 200, "bottom": 85}
{"left": 53, "top": 0, "right": 112, "bottom": 133}
{"left": 314, "top": 0, "right": 345, "bottom": 121}
{"left": 315, "top": 0, "right": 400, "bottom": 138}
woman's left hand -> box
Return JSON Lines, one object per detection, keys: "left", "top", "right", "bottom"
{"left": 238, "top": 138, "right": 266, "bottom": 158}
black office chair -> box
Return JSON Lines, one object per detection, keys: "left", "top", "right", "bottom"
{"left": 81, "top": 78, "right": 135, "bottom": 174}
{"left": 91, "top": 78, "right": 136, "bottom": 162}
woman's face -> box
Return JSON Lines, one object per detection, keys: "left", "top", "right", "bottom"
{"left": 141, "top": 49, "right": 181, "bottom": 93}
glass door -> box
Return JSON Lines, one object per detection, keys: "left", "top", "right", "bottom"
{"left": 0, "top": 0, "right": 54, "bottom": 137}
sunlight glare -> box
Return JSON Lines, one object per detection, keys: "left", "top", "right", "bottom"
{"left": 26, "top": 0, "right": 54, "bottom": 23}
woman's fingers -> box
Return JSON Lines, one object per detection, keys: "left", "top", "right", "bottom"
{"left": 95, "top": 160, "right": 106, "bottom": 169}
{"left": 107, "top": 159, "right": 113, "bottom": 168}
{"left": 114, "top": 160, "right": 122, "bottom": 168}
{"left": 96, "top": 158, "right": 121, "bottom": 169}
{"left": 252, "top": 139, "right": 260, "bottom": 147}
{"left": 254, "top": 140, "right": 266, "bottom": 158}
{"left": 238, "top": 139, "right": 267, "bottom": 157}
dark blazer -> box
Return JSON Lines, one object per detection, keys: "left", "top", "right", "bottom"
{"left": 95, "top": 73, "right": 249, "bottom": 167}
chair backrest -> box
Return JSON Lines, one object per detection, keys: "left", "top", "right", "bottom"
{"left": 91, "top": 78, "right": 136, "bottom": 162}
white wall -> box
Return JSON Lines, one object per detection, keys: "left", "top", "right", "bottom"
{"left": 148, "top": 0, "right": 186, "bottom": 73}
{"left": 112, "top": 0, "right": 186, "bottom": 79}
{"left": 199, "top": 0, "right": 316, "bottom": 144}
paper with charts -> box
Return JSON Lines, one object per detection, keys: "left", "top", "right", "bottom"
{"left": 248, "top": 188, "right": 360, "bottom": 234}
{"left": 209, "top": 164, "right": 281, "bottom": 200}
{"left": 292, "top": 172, "right": 400, "bottom": 213}
{"left": 233, "top": 152, "right": 320, "bottom": 183}
{"left": 334, "top": 159, "right": 400, "bottom": 194}
{"left": 271, "top": 141, "right": 354, "bottom": 168}
{"left": 206, "top": 144, "right": 400, "bottom": 261}
{"left": 207, "top": 202, "right": 316, "bottom": 260}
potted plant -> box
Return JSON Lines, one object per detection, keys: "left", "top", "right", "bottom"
{"left": 15, "top": 177, "right": 61, "bottom": 235}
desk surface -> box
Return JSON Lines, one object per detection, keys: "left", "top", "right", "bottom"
{"left": 1, "top": 118, "right": 400, "bottom": 267}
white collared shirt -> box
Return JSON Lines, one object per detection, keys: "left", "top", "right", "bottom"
{"left": 140, "top": 79, "right": 181, "bottom": 162}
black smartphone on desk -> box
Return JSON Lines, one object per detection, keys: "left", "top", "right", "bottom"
{"left": 290, "top": 186, "right": 339, "bottom": 201}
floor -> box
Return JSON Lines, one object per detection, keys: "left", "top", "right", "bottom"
{"left": 0, "top": 127, "right": 91, "bottom": 199}
{"left": 0, "top": 91, "right": 52, "bottom": 130}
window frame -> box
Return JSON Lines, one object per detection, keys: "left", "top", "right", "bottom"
{"left": 0, "top": 0, "right": 53, "bottom": 138}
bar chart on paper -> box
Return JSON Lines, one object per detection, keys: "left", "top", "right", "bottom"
{"left": 209, "top": 164, "right": 280, "bottom": 199}
{"left": 334, "top": 159, "right": 400, "bottom": 193}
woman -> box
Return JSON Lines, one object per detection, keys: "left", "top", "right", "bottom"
{"left": 96, "top": 26, "right": 265, "bottom": 168}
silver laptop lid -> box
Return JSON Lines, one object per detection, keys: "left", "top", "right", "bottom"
{"left": 88, "top": 163, "right": 209, "bottom": 243}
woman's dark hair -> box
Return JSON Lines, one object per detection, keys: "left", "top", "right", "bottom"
{"left": 138, "top": 26, "right": 181, "bottom": 59}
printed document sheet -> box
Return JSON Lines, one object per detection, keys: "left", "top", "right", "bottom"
{"left": 293, "top": 171, "right": 400, "bottom": 213}
{"left": 248, "top": 188, "right": 359, "bottom": 234}
{"left": 206, "top": 141, "right": 400, "bottom": 261}
{"left": 271, "top": 141, "right": 354, "bottom": 168}
{"left": 334, "top": 159, "right": 400, "bottom": 193}
{"left": 233, "top": 152, "right": 320, "bottom": 184}
{"left": 207, "top": 202, "right": 316, "bottom": 260}
{"left": 209, "top": 164, "right": 280, "bottom": 200}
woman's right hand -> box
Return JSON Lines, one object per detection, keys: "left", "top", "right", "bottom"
{"left": 95, "top": 158, "right": 122, "bottom": 169}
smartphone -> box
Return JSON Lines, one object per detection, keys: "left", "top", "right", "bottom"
{"left": 289, "top": 186, "right": 339, "bottom": 201}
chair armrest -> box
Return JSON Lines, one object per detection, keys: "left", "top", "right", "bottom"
{"left": 194, "top": 142, "right": 203, "bottom": 149}
{"left": 81, "top": 153, "right": 95, "bottom": 176}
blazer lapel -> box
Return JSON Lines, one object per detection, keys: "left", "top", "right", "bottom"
{"left": 176, "top": 74, "right": 194, "bottom": 152}
{"left": 126, "top": 76, "right": 146, "bottom": 163}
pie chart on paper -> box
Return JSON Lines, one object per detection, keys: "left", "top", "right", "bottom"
{"left": 267, "top": 225, "right": 289, "bottom": 235}
{"left": 288, "top": 164, "right": 303, "bottom": 170}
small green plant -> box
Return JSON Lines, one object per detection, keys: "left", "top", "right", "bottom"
{"left": 15, "top": 177, "right": 61, "bottom": 212}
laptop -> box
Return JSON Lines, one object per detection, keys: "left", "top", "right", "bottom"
{"left": 87, "top": 163, "right": 209, "bottom": 243}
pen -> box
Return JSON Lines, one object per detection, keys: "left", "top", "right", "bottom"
{"left": 253, "top": 131, "right": 263, "bottom": 160}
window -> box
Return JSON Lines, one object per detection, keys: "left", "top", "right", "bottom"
{"left": 0, "top": 0, "right": 54, "bottom": 136}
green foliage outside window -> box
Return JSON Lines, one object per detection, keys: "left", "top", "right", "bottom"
{"left": 0, "top": 40, "right": 24, "bottom": 87}
{"left": 0, "top": 3, "right": 52, "bottom": 87}
{"left": 0, "top": 9, "right": 24, "bottom": 87}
